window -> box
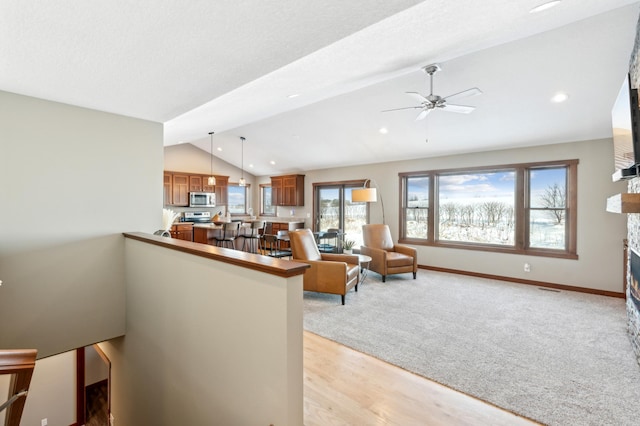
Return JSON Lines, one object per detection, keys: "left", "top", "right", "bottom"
{"left": 528, "top": 166, "right": 568, "bottom": 250}
{"left": 314, "top": 181, "right": 368, "bottom": 248}
{"left": 260, "top": 184, "right": 275, "bottom": 216}
{"left": 438, "top": 170, "right": 515, "bottom": 246}
{"left": 228, "top": 184, "right": 249, "bottom": 214}
{"left": 399, "top": 160, "right": 577, "bottom": 259}
{"left": 402, "top": 176, "right": 429, "bottom": 239}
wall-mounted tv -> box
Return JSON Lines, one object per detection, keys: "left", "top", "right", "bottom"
{"left": 612, "top": 73, "right": 640, "bottom": 180}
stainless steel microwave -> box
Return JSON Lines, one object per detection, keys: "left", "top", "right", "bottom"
{"left": 189, "top": 192, "right": 215, "bottom": 208}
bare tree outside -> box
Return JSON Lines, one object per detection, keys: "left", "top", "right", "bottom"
{"left": 481, "top": 201, "right": 507, "bottom": 227}
{"left": 440, "top": 202, "right": 458, "bottom": 224}
{"left": 539, "top": 183, "right": 565, "bottom": 224}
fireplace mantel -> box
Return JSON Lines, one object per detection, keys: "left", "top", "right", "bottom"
{"left": 606, "top": 193, "right": 640, "bottom": 213}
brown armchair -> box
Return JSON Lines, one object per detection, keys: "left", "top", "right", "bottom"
{"left": 288, "top": 229, "right": 360, "bottom": 305}
{"left": 360, "top": 224, "right": 417, "bottom": 282}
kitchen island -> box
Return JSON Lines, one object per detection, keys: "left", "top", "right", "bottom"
{"left": 192, "top": 219, "right": 305, "bottom": 249}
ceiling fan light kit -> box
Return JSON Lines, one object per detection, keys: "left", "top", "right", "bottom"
{"left": 382, "top": 63, "right": 482, "bottom": 121}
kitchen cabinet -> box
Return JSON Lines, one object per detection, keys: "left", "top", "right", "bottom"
{"left": 202, "top": 176, "right": 215, "bottom": 193}
{"left": 170, "top": 223, "right": 193, "bottom": 241}
{"left": 163, "top": 172, "right": 173, "bottom": 206}
{"left": 271, "top": 174, "right": 304, "bottom": 206}
{"left": 214, "top": 175, "right": 229, "bottom": 206}
{"left": 189, "top": 175, "right": 203, "bottom": 192}
{"left": 269, "top": 221, "right": 304, "bottom": 249}
{"left": 193, "top": 226, "right": 209, "bottom": 244}
{"left": 172, "top": 174, "right": 189, "bottom": 206}
{"left": 164, "top": 171, "right": 229, "bottom": 206}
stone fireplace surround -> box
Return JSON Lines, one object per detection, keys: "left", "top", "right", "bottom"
{"left": 626, "top": 15, "right": 640, "bottom": 366}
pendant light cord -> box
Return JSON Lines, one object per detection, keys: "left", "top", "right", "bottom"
{"left": 241, "top": 137, "right": 245, "bottom": 180}
{"left": 208, "top": 131, "right": 215, "bottom": 185}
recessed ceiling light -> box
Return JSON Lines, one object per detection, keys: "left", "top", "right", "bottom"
{"left": 270, "top": 160, "right": 276, "bottom": 165}
{"left": 529, "top": 1, "right": 561, "bottom": 13}
{"left": 379, "top": 127, "right": 388, "bottom": 134}
{"left": 288, "top": 93, "right": 300, "bottom": 99}
{"left": 551, "top": 92, "right": 569, "bottom": 103}
{"left": 217, "top": 147, "right": 222, "bottom": 151}
{"left": 249, "top": 164, "right": 254, "bottom": 168}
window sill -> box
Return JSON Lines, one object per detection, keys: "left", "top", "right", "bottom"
{"left": 398, "top": 238, "right": 578, "bottom": 260}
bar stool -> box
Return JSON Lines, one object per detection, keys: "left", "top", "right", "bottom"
{"left": 262, "top": 234, "right": 291, "bottom": 258}
{"left": 242, "top": 221, "right": 264, "bottom": 253}
{"left": 214, "top": 222, "right": 240, "bottom": 249}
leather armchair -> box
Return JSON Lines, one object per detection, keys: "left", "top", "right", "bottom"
{"left": 288, "top": 229, "right": 360, "bottom": 305}
{"left": 360, "top": 224, "right": 417, "bottom": 282}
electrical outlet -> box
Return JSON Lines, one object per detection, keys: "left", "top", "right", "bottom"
{"left": 524, "top": 263, "right": 531, "bottom": 272}
{"left": 41, "top": 419, "right": 47, "bottom": 426}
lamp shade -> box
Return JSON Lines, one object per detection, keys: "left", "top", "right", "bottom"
{"left": 352, "top": 187, "right": 377, "bottom": 202}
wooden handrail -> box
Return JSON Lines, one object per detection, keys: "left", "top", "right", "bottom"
{"left": 123, "top": 232, "right": 309, "bottom": 278}
{"left": 0, "top": 349, "right": 37, "bottom": 426}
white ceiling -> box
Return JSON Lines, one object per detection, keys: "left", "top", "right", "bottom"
{"left": 2, "top": 1, "right": 639, "bottom": 176}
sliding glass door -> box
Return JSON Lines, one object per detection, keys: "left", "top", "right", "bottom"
{"left": 314, "top": 183, "right": 368, "bottom": 248}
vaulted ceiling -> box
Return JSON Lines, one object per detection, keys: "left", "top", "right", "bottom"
{"left": 2, "top": 1, "right": 639, "bottom": 176}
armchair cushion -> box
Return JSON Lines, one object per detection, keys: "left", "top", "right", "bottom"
{"left": 386, "top": 251, "right": 414, "bottom": 268}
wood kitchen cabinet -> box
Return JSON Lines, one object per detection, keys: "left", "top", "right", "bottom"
{"left": 163, "top": 172, "right": 173, "bottom": 206}
{"left": 172, "top": 174, "right": 189, "bottom": 206}
{"left": 170, "top": 223, "right": 193, "bottom": 241}
{"left": 202, "top": 177, "right": 215, "bottom": 193}
{"left": 214, "top": 175, "right": 229, "bottom": 206}
{"left": 164, "top": 171, "right": 229, "bottom": 206}
{"left": 269, "top": 221, "right": 304, "bottom": 249}
{"left": 271, "top": 174, "right": 304, "bottom": 206}
{"left": 189, "top": 175, "right": 203, "bottom": 192}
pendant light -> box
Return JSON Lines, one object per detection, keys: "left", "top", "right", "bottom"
{"left": 239, "top": 136, "right": 246, "bottom": 187}
{"left": 207, "top": 131, "right": 216, "bottom": 186}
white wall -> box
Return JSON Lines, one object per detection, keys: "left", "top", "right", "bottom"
{"left": 99, "top": 238, "right": 303, "bottom": 425}
{"left": 267, "top": 138, "right": 627, "bottom": 292}
{"left": 0, "top": 90, "right": 162, "bottom": 424}
{"left": 0, "top": 90, "right": 162, "bottom": 358}
{"left": 19, "top": 351, "right": 76, "bottom": 426}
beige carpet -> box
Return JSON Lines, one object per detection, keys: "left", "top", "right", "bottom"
{"left": 303, "top": 270, "right": 640, "bottom": 426}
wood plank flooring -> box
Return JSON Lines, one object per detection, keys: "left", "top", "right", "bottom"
{"left": 303, "top": 331, "right": 541, "bottom": 426}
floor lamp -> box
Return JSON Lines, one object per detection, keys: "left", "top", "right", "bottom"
{"left": 352, "top": 179, "right": 385, "bottom": 225}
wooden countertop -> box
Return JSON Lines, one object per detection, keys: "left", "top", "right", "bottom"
{"left": 123, "top": 232, "right": 309, "bottom": 278}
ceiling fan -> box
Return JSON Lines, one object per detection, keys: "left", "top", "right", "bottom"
{"left": 383, "top": 64, "right": 482, "bottom": 121}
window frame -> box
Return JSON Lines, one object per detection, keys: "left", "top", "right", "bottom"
{"left": 399, "top": 159, "right": 578, "bottom": 259}
{"left": 260, "top": 184, "right": 276, "bottom": 217}
{"left": 227, "top": 183, "right": 250, "bottom": 215}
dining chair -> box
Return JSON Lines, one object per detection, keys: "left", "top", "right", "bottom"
{"left": 262, "top": 234, "right": 292, "bottom": 258}
{"left": 317, "top": 229, "right": 338, "bottom": 253}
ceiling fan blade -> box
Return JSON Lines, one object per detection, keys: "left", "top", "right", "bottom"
{"left": 442, "top": 103, "right": 475, "bottom": 114}
{"left": 443, "top": 87, "right": 482, "bottom": 101}
{"left": 405, "top": 91, "right": 428, "bottom": 103}
{"left": 381, "top": 106, "right": 423, "bottom": 112}
{"left": 415, "top": 109, "right": 431, "bottom": 121}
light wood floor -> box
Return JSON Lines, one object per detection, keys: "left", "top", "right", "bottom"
{"left": 303, "top": 331, "right": 541, "bottom": 426}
